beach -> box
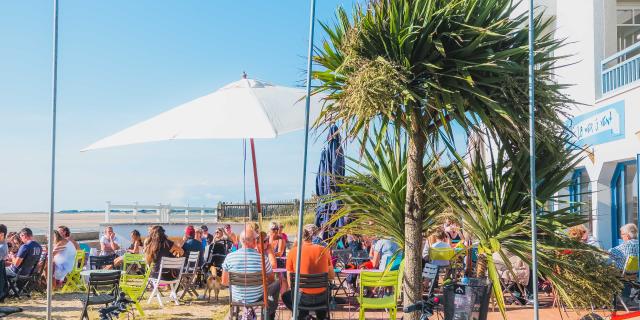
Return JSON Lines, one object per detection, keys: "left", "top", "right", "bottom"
{"left": 0, "top": 212, "right": 105, "bottom": 234}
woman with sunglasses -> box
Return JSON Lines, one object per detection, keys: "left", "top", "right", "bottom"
{"left": 268, "top": 221, "right": 286, "bottom": 258}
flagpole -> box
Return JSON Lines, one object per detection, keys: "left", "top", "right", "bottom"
{"left": 528, "top": 0, "right": 539, "bottom": 319}
{"left": 292, "top": 0, "right": 316, "bottom": 318}
{"left": 46, "top": 0, "right": 60, "bottom": 318}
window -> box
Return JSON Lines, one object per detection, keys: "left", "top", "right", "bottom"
{"left": 570, "top": 169, "right": 593, "bottom": 233}
{"left": 617, "top": 7, "right": 640, "bottom": 51}
{"left": 611, "top": 162, "right": 638, "bottom": 245}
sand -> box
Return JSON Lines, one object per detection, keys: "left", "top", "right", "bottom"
{"left": 0, "top": 212, "right": 106, "bottom": 234}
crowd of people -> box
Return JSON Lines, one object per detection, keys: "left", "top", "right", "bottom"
{"left": 0, "top": 217, "right": 638, "bottom": 319}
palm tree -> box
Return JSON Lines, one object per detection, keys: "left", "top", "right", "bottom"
{"left": 323, "top": 128, "right": 442, "bottom": 251}
{"left": 313, "top": 0, "right": 570, "bottom": 315}
{"left": 434, "top": 135, "right": 622, "bottom": 315}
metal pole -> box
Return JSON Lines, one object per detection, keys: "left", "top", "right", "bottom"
{"left": 292, "top": 0, "right": 316, "bottom": 318}
{"left": 46, "top": 0, "right": 60, "bottom": 318}
{"left": 528, "top": 0, "right": 539, "bottom": 319}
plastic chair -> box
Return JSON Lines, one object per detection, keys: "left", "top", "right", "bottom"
{"left": 147, "top": 257, "right": 185, "bottom": 307}
{"left": 429, "top": 247, "right": 455, "bottom": 265}
{"left": 60, "top": 250, "right": 86, "bottom": 293}
{"left": 79, "top": 243, "right": 91, "bottom": 253}
{"left": 358, "top": 269, "right": 401, "bottom": 320}
{"left": 120, "top": 254, "right": 149, "bottom": 317}
{"left": 622, "top": 256, "right": 639, "bottom": 277}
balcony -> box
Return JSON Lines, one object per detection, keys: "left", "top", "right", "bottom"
{"left": 602, "top": 41, "right": 640, "bottom": 95}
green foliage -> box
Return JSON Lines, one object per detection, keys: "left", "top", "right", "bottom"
{"left": 434, "top": 136, "right": 621, "bottom": 315}
{"left": 548, "top": 250, "right": 622, "bottom": 309}
{"left": 323, "top": 129, "right": 442, "bottom": 250}
{"left": 313, "top": 0, "right": 571, "bottom": 148}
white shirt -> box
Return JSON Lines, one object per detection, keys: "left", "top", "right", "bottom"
{"left": 53, "top": 241, "right": 77, "bottom": 280}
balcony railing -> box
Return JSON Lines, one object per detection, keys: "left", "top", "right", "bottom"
{"left": 602, "top": 41, "right": 640, "bottom": 95}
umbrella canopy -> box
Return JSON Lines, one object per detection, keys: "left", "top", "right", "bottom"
{"left": 314, "top": 124, "right": 345, "bottom": 238}
{"left": 82, "top": 77, "right": 323, "bottom": 151}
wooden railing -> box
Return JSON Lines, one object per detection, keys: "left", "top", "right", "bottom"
{"left": 217, "top": 199, "right": 316, "bottom": 219}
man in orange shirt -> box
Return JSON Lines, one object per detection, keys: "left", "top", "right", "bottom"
{"left": 283, "top": 224, "right": 335, "bottom": 319}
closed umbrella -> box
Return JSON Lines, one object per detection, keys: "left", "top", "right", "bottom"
{"left": 314, "top": 124, "right": 345, "bottom": 239}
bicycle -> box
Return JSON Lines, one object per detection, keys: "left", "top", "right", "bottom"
{"left": 402, "top": 295, "right": 440, "bottom": 320}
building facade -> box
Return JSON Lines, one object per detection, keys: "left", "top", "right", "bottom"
{"left": 537, "top": 0, "right": 640, "bottom": 249}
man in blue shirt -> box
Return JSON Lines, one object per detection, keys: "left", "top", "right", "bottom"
{"left": 6, "top": 228, "right": 42, "bottom": 278}
{"left": 221, "top": 228, "right": 279, "bottom": 320}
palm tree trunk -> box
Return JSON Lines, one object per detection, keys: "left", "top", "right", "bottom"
{"left": 403, "top": 132, "right": 426, "bottom": 320}
{"left": 477, "top": 253, "right": 488, "bottom": 278}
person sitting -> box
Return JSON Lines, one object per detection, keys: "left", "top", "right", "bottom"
{"left": 6, "top": 232, "right": 22, "bottom": 256}
{"left": 100, "top": 226, "right": 120, "bottom": 256}
{"left": 221, "top": 228, "right": 279, "bottom": 320}
{"left": 213, "top": 227, "right": 228, "bottom": 243}
{"left": 0, "top": 225, "right": 7, "bottom": 263}
{"left": 371, "top": 236, "right": 402, "bottom": 271}
{"left": 6, "top": 228, "right": 42, "bottom": 279}
{"left": 425, "top": 228, "right": 452, "bottom": 267}
{"left": 144, "top": 226, "right": 184, "bottom": 280}
{"left": 200, "top": 225, "right": 214, "bottom": 251}
{"left": 282, "top": 224, "right": 335, "bottom": 320}
{"left": 224, "top": 224, "right": 238, "bottom": 248}
{"left": 57, "top": 225, "right": 80, "bottom": 250}
{"left": 52, "top": 230, "right": 76, "bottom": 289}
{"left": 182, "top": 225, "right": 202, "bottom": 264}
{"left": 278, "top": 223, "right": 288, "bottom": 245}
{"left": 609, "top": 223, "right": 639, "bottom": 270}
{"left": 113, "top": 229, "right": 144, "bottom": 268}
{"left": 444, "top": 218, "right": 464, "bottom": 248}
{"left": 567, "top": 224, "right": 600, "bottom": 248}
{"left": 268, "top": 222, "right": 286, "bottom": 258}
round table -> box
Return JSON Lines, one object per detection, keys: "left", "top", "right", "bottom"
{"left": 80, "top": 269, "right": 122, "bottom": 277}
{"left": 338, "top": 268, "right": 382, "bottom": 275}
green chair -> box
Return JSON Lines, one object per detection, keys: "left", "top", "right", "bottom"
{"left": 358, "top": 268, "right": 401, "bottom": 320}
{"left": 60, "top": 250, "right": 86, "bottom": 293}
{"left": 120, "top": 253, "right": 149, "bottom": 317}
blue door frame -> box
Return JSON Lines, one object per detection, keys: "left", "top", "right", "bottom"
{"left": 611, "top": 160, "right": 639, "bottom": 246}
{"left": 569, "top": 169, "right": 584, "bottom": 213}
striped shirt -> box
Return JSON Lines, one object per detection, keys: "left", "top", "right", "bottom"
{"left": 222, "top": 248, "right": 272, "bottom": 303}
{"left": 609, "top": 239, "right": 639, "bottom": 270}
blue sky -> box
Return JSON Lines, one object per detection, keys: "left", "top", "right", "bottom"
{"left": 0, "top": 1, "right": 466, "bottom": 213}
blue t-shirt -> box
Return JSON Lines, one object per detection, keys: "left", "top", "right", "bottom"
{"left": 374, "top": 239, "right": 401, "bottom": 271}
{"left": 11, "top": 240, "right": 42, "bottom": 276}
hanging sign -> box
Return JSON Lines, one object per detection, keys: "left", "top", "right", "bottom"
{"left": 569, "top": 100, "right": 625, "bottom": 146}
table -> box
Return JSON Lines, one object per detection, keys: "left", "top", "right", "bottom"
{"left": 333, "top": 268, "right": 383, "bottom": 299}
{"left": 80, "top": 270, "right": 122, "bottom": 277}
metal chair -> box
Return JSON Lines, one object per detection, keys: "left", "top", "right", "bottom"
{"left": 288, "top": 273, "right": 331, "bottom": 319}
{"left": 228, "top": 272, "right": 266, "bottom": 320}
{"left": 7, "top": 247, "right": 42, "bottom": 298}
{"left": 147, "top": 257, "right": 185, "bottom": 307}
{"left": 178, "top": 251, "right": 200, "bottom": 300}
{"left": 89, "top": 255, "right": 115, "bottom": 270}
{"left": 422, "top": 263, "right": 439, "bottom": 297}
{"left": 79, "top": 270, "right": 120, "bottom": 320}
{"left": 60, "top": 250, "right": 86, "bottom": 293}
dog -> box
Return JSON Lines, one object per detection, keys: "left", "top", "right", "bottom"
{"left": 204, "top": 265, "right": 222, "bottom": 302}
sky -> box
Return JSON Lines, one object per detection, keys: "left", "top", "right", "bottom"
{"left": 0, "top": 1, "right": 466, "bottom": 213}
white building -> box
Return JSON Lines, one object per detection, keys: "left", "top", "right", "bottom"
{"left": 536, "top": 0, "right": 640, "bottom": 248}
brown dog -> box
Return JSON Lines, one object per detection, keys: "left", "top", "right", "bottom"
{"left": 204, "top": 265, "right": 222, "bottom": 302}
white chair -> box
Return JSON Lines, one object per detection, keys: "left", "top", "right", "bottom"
{"left": 147, "top": 256, "right": 185, "bottom": 307}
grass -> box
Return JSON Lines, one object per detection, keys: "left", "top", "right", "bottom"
{"left": 219, "top": 212, "right": 316, "bottom": 236}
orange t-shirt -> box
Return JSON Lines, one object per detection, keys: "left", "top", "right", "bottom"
{"left": 286, "top": 242, "right": 332, "bottom": 294}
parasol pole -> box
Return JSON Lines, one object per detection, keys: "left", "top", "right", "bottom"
{"left": 292, "top": 0, "right": 316, "bottom": 318}
{"left": 249, "top": 138, "right": 269, "bottom": 320}
{"left": 46, "top": 0, "right": 60, "bottom": 318}
{"left": 528, "top": 0, "right": 539, "bottom": 318}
